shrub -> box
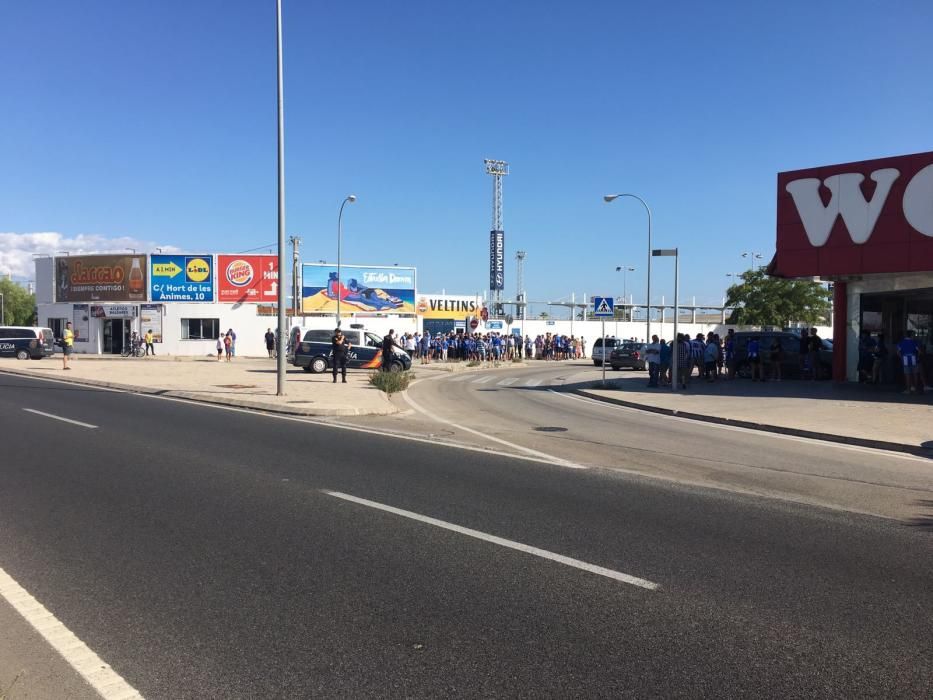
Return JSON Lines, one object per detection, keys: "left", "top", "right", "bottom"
{"left": 467, "top": 360, "right": 481, "bottom": 367}
{"left": 368, "top": 370, "right": 413, "bottom": 396}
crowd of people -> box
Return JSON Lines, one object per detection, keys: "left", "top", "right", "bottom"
{"left": 394, "top": 331, "right": 589, "bottom": 365}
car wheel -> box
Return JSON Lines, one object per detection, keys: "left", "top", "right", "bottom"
{"left": 302, "top": 365, "right": 313, "bottom": 373}
{"left": 391, "top": 360, "right": 403, "bottom": 373}
{"left": 16, "top": 349, "right": 29, "bottom": 360}
{"left": 593, "top": 360, "right": 601, "bottom": 367}
{"left": 310, "top": 357, "right": 328, "bottom": 374}
{"left": 611, "top": 364, "right": 620, "bottom": 371}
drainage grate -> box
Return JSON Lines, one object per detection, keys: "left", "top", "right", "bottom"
{"left": 533, "top": 426, "right": 568, "bottom": 432}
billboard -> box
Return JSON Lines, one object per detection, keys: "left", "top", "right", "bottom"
{"left": 56, "top": 254, "right": 148, "bottom": 302}
{"left": 150, "top": 254, "right": 214, "bottom": 302}
{"left": 301, "top": 264, "right": 416, "bottom": 314}
{"left": 489, "top": 230, "right": 504, "bottom": 290}
{"left": 217, "top": 255, "right": 279, "bottom": 303}
{"left": 775, "top": 150, "right": 933, "bottom": 278}
{"left": 140, "top": 304, "right": 163, "bottom": 343}
{"left": 415, "top": 294, "right": 484, "bottom": 320}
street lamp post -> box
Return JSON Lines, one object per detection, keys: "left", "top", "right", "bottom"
{"left": 275, "top": 0, "right": 287, "bottom": 397}
{"left": 336, "top": 194, "right": 357, "bottom": 327}
{"left": 741, "top": 251, "right": 763, "bottom": 270}
{"left": 604, "top": 194, "right": 652, "bottom": 342}
{"left": 653, "top": 248, "right": 679, "bottom": 392}
{"left": 615, "top": 265, "right": 635, "bottom": 322}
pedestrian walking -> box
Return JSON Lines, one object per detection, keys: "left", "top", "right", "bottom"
{"left": 224, "top": 332, "right": 233, "bottom": 361}
{"left": 898, "top": 330, "right": 922, "bottom": 394}
{"left": 807, "top": 328, "right": 822, "bottom": 380}
{"left": 645, "top": 335, "right": 661, "bottom": 387}
{"left": 227, "top": 328, "right": 237, "bottom": 358}
{"left": 331, "top": 327, "right": 350, "bottom": 383}
{"left": 216, "top": 335, "right": 223, "bottom": 361}
{"left": 61, "top": 321, "right": 75, "bottom": 370}
{"left": 382, "top": 329, "right": 400, "bottom": 371}
{"left": 144, "top": 329, "right": 155, "bottom": 356}
{"left": 264, "top": 328, "right": 276, "bottom": 358}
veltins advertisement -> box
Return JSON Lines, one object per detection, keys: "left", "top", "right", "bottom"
{"left": 301, "top": 264, "right": 416, "bottom": 314}
{"left": 56, "top": 254, "right": 148, "bottom": 302}
{"left": 150, "top": 254, "right": 214, "bottom": 302}
{"left": 415, "top": 294, "right": 484, "bottom": 320}
{"left": 139, "top": 304, "right": 163, "bottom": 343}
{"left": 217, "top": 255, "right": 279, "bottom": 303}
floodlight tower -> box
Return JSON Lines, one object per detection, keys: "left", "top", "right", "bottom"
{"left": 515, "top": 250, "right": 526, "bottom": 320}
{"left": 485, "top": 158, "right": 509, "bottom": 316}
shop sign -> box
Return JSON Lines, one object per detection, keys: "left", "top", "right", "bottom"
{"left": 301, "top": 264, "right": 416, "bottom": 314}
{"left": 217, "top": 255, "right": 278, "bottom": 303}
{"left": 56, "top": 255, "right": 148, "bottom": 302}
{"left": 776, "top": 150, "right": 933, "bottom": 277}
{"left": 415, "top": 294, "right": 482, "bottom": 319}
{"left": 150, "top": 254, "right": 214, "bottom": 302}
{"left": 91, "top": 304, "right": 138, "bottom": 318}
{"left": 139, "top": 304, "right": 163, "bottom": 342}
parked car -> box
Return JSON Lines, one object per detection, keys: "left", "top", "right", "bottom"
{"left": 591, "top": 337, "right": 620, "bottom": 366}
{"left": 287, "top": 326, "right": 411, "bottom": 374}
{"left": 731, "top": 331, "right": 832, "bottom": 379}
{"left": 0, "top": 326, "right": 56, "bottom": 360}
{"left": 609, "top": 342, "right": 647, "bottom": 370}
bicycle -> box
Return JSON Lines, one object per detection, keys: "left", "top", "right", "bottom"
{"left": 121, "top": 339, "right": 146, "bottom": 358}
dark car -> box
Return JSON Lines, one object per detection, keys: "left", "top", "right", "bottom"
{"left": 0, "top": 326, "right": 56, "bottom": 360}
{"left": 609, "top": 342, "right": 647, "bottom": 371}
{"left": 731, "top": 331, "right": 832, "bottom": 379}
{"left": 288, "top": 327, "right": 411, "bottom": 374}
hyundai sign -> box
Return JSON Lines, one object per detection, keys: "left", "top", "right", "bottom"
{"left": 489, "top": 229, "right": 504, "bottom": 290}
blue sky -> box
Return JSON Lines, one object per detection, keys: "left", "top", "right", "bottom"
{"left": 2, "top": 0, "right": 932, "bottom": 309}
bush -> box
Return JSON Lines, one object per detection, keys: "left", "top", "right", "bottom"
{"left": 467, "top": 360, "right": 481, "bottom": 367}
{"left": 512, "top": 357, "right": 522, "bottom": 363}
{"left": 368, "top": 370, "right": 413, "bottom": 396}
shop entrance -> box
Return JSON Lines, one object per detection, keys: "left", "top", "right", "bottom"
{"left": 860, "top": 288, "right": 933, "bottom": 385}
{"left": 102, "top": 319, "right": 131, "bottom": 355}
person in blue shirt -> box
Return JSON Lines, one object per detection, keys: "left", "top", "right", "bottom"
{"left": 747, "top": 337, "right": 762, "bottom": 381}
{"left": 897, "top": 330, "right": 921, "bottom": 394}
{"left": 659, "top": 339, "right": 672, "bottom": 386}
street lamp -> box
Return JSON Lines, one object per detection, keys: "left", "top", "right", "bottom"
{"left": 604, "top": 193, "right": 652, "bottom": 342}
{"left": 741, "top": 251, "right": 763, "bottom": 270}
{"left": 653, "top": 248, "right": 679, "bottom": 392}
{"left": 615, "top": 265, "right": 635, "bottom": 321}
{"left": 125, "top": 248, "right": 136, "bottom": 254}
{"left": 336, "top": 194, "right": 357, "bottom": 327}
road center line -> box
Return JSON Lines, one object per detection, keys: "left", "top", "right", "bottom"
{"left": 0, "top": 566, "right": 144, "bottom": 699}
{"left": 322, "top": 490, "right": 660, "bottom": 591}
{"left": 23, "top": 408, "right": 98, "bottom": 429}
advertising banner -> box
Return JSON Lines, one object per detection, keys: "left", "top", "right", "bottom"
{"left": 90, "top": 304, "right": 138, "bottom": 318}
{"left": 72, "top": 304, "right": 90, "bottom": 343}
{"left": 56, "top": 254, "right": 148, "bottom": 302}
{"left": 301, "top": 264, "right": 416, "bottom": 314}
{"left": 150, "top": 254, "right": 214, "bottom": 302}
{"left": 139, "top": 304, "right": 163, "bottom": 343}
{"left": 489, "top": 230, "right": 504, "bottom": 290}
{"left": 217, "top": 255, "right": 279, "bottom": 303}
{"left": 415, "top": 294, "right": 484, "bottom": 320}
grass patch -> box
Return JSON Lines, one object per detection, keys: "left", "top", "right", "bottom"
{"left": 466, "top": 360, "right": 481, "bottom": 367}
{"left": 368, "top": 370, "right": 413, "bottom": 396}
{"left": 512, "top": 357, "right": 522, "bottom": 362}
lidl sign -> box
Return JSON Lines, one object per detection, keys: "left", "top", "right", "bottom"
{"left": 150, "top": 254, "right": 214, "bottom": 302}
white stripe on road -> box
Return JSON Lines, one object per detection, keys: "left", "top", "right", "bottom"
{"left": 472, "top": 375, "right": 495, "bottom": 384}
{"left": 0, "top": 566, "right": 144, "bottom": 700}
{"left": 524, "top": 378, "right": 542, "bottom": 387}
{"left": 323, "top": 490, "right": 659, "bottom": 591}
{"left": 450, "top": 373, "right": 474, "bottom": 382}
{"left": 22, "top": 408, "right": 98, "bottom": 429}
{"left": 497, "top": 377, "right": 519, "bottom": 386}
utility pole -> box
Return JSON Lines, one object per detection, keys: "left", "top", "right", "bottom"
{"left": 515, "top": 250, "right": 526, "bottom": 321}
{"left": 289, "top": 236, "right": 301, "bottom": 317}
{"left": 485, "top": 159, "right": 508, "bottom": 317}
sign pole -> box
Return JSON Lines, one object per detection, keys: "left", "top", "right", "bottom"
{"left": 602, "top": 319, "right": 606, "bottom": 387}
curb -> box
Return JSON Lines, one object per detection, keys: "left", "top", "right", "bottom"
{"left": 0, "top": 368, "right": 398, "bottom": 417}
{"left": 572, "top": 388, "right": 933, "bottom": 459}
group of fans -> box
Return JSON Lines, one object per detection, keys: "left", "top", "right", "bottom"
{"left": 396, "top": 331, "right": 588, "bottom": 364}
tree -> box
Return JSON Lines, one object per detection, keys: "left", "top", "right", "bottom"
{"left": 0, "top": 279, "right": 36, "bottom": 326}
{"left": 725, "top": 269, "right": 830, "bottom": 328}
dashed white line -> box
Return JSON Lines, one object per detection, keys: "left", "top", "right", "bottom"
{"left": 322, "top": 490, "right": 659, "bottom": 591}
{"left": 22, "top": 408, "right": 98, "bottom": 429}
{"left": 497, "top": 377, "right": 519, "bottom": 386}
{"left": 524, "top": 378, "right": 542, "bottom": 387}
{"left": 0, "top": 566, "right": 144, "bottom": 699}
{"left": 472, "top": 375, "right": 495, "bottom": 384}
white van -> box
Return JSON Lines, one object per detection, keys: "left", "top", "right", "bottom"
{"left": 591, "top": 337, "right": 619, "bottom": 366}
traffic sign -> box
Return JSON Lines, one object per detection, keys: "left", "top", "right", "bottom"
{"left": 593, "top": 296, "right": 614, "bottom": 317}
{"left": 469, "top": 318, "right": 479, "bottom": 330}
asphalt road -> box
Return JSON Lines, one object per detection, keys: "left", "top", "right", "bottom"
{"left": 1, "top": 371, "right": 932, "bottom": 698}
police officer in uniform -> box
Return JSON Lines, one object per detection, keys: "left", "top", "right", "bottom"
{"left": 332, "top": 327, "right": 350, "bottom": 383}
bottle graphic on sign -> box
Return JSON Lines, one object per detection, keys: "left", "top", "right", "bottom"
{"left": 128, "top": 258, "right": 144, "bottom": 297}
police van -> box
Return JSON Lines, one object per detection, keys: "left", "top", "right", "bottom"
{"left": 287, "top": 325, "right": 411, "bottom": 374}
{"left": 0, "top": 326, "right": 56, "bottom": 360}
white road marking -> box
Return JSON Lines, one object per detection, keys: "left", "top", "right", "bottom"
{"left": 497, "top": 377, "right": 519, "bottom": 386}
{"left": 472, "top": 375, "right": 495, "bottom": 384}
{"left": 0, "top": 565, "right": 145, "bottom": 699}
{"left": 525, "top": 378, "right": 542, "bottom": 387}
{"left": 23, "top": 408, "right": 98, "bottom": 429}
{"left": 322, "top": 490, "right": 659, "bottom": 591}
{"left": 402, "top": 389, "right": 586, "bottom": 469}
{"left": 450, "top": 373, "right": 474, "bottom": 382}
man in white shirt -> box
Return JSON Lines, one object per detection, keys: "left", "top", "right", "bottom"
{"left": 645, "top": 334, "right": 661, "bottom": 387}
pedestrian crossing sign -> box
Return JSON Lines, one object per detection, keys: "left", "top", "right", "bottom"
{"left": 593, "top": 296, "right": 614, "bottom": 317}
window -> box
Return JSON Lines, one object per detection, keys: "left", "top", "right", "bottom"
{"left": 365, "top": 332, "right": 382, "bottom": 348}
{"left": 181, "top": 318, "right": 219, "bottom": 340}
{"left": 305, "top": 330, "right": 333, "bottom": 343}
{"left": 47, "top": 318, "right": 69, "bottom": 337}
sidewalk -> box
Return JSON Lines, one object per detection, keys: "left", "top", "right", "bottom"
{"left": 0, "top": 356, "right": 398, "bottom": 417}
{"left": 577, "top": 371, "right": 933, "bottom": 456}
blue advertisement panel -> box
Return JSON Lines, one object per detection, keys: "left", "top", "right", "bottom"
{"left": 150, "top": 254, "right": 214, "bottom": 302}
{"left": 301, "top": 264, "right": 416, "bottom": 314}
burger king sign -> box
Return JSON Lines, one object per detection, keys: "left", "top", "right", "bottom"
{"left": 217, "top": 254, "right": 279, "bottom": 302}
